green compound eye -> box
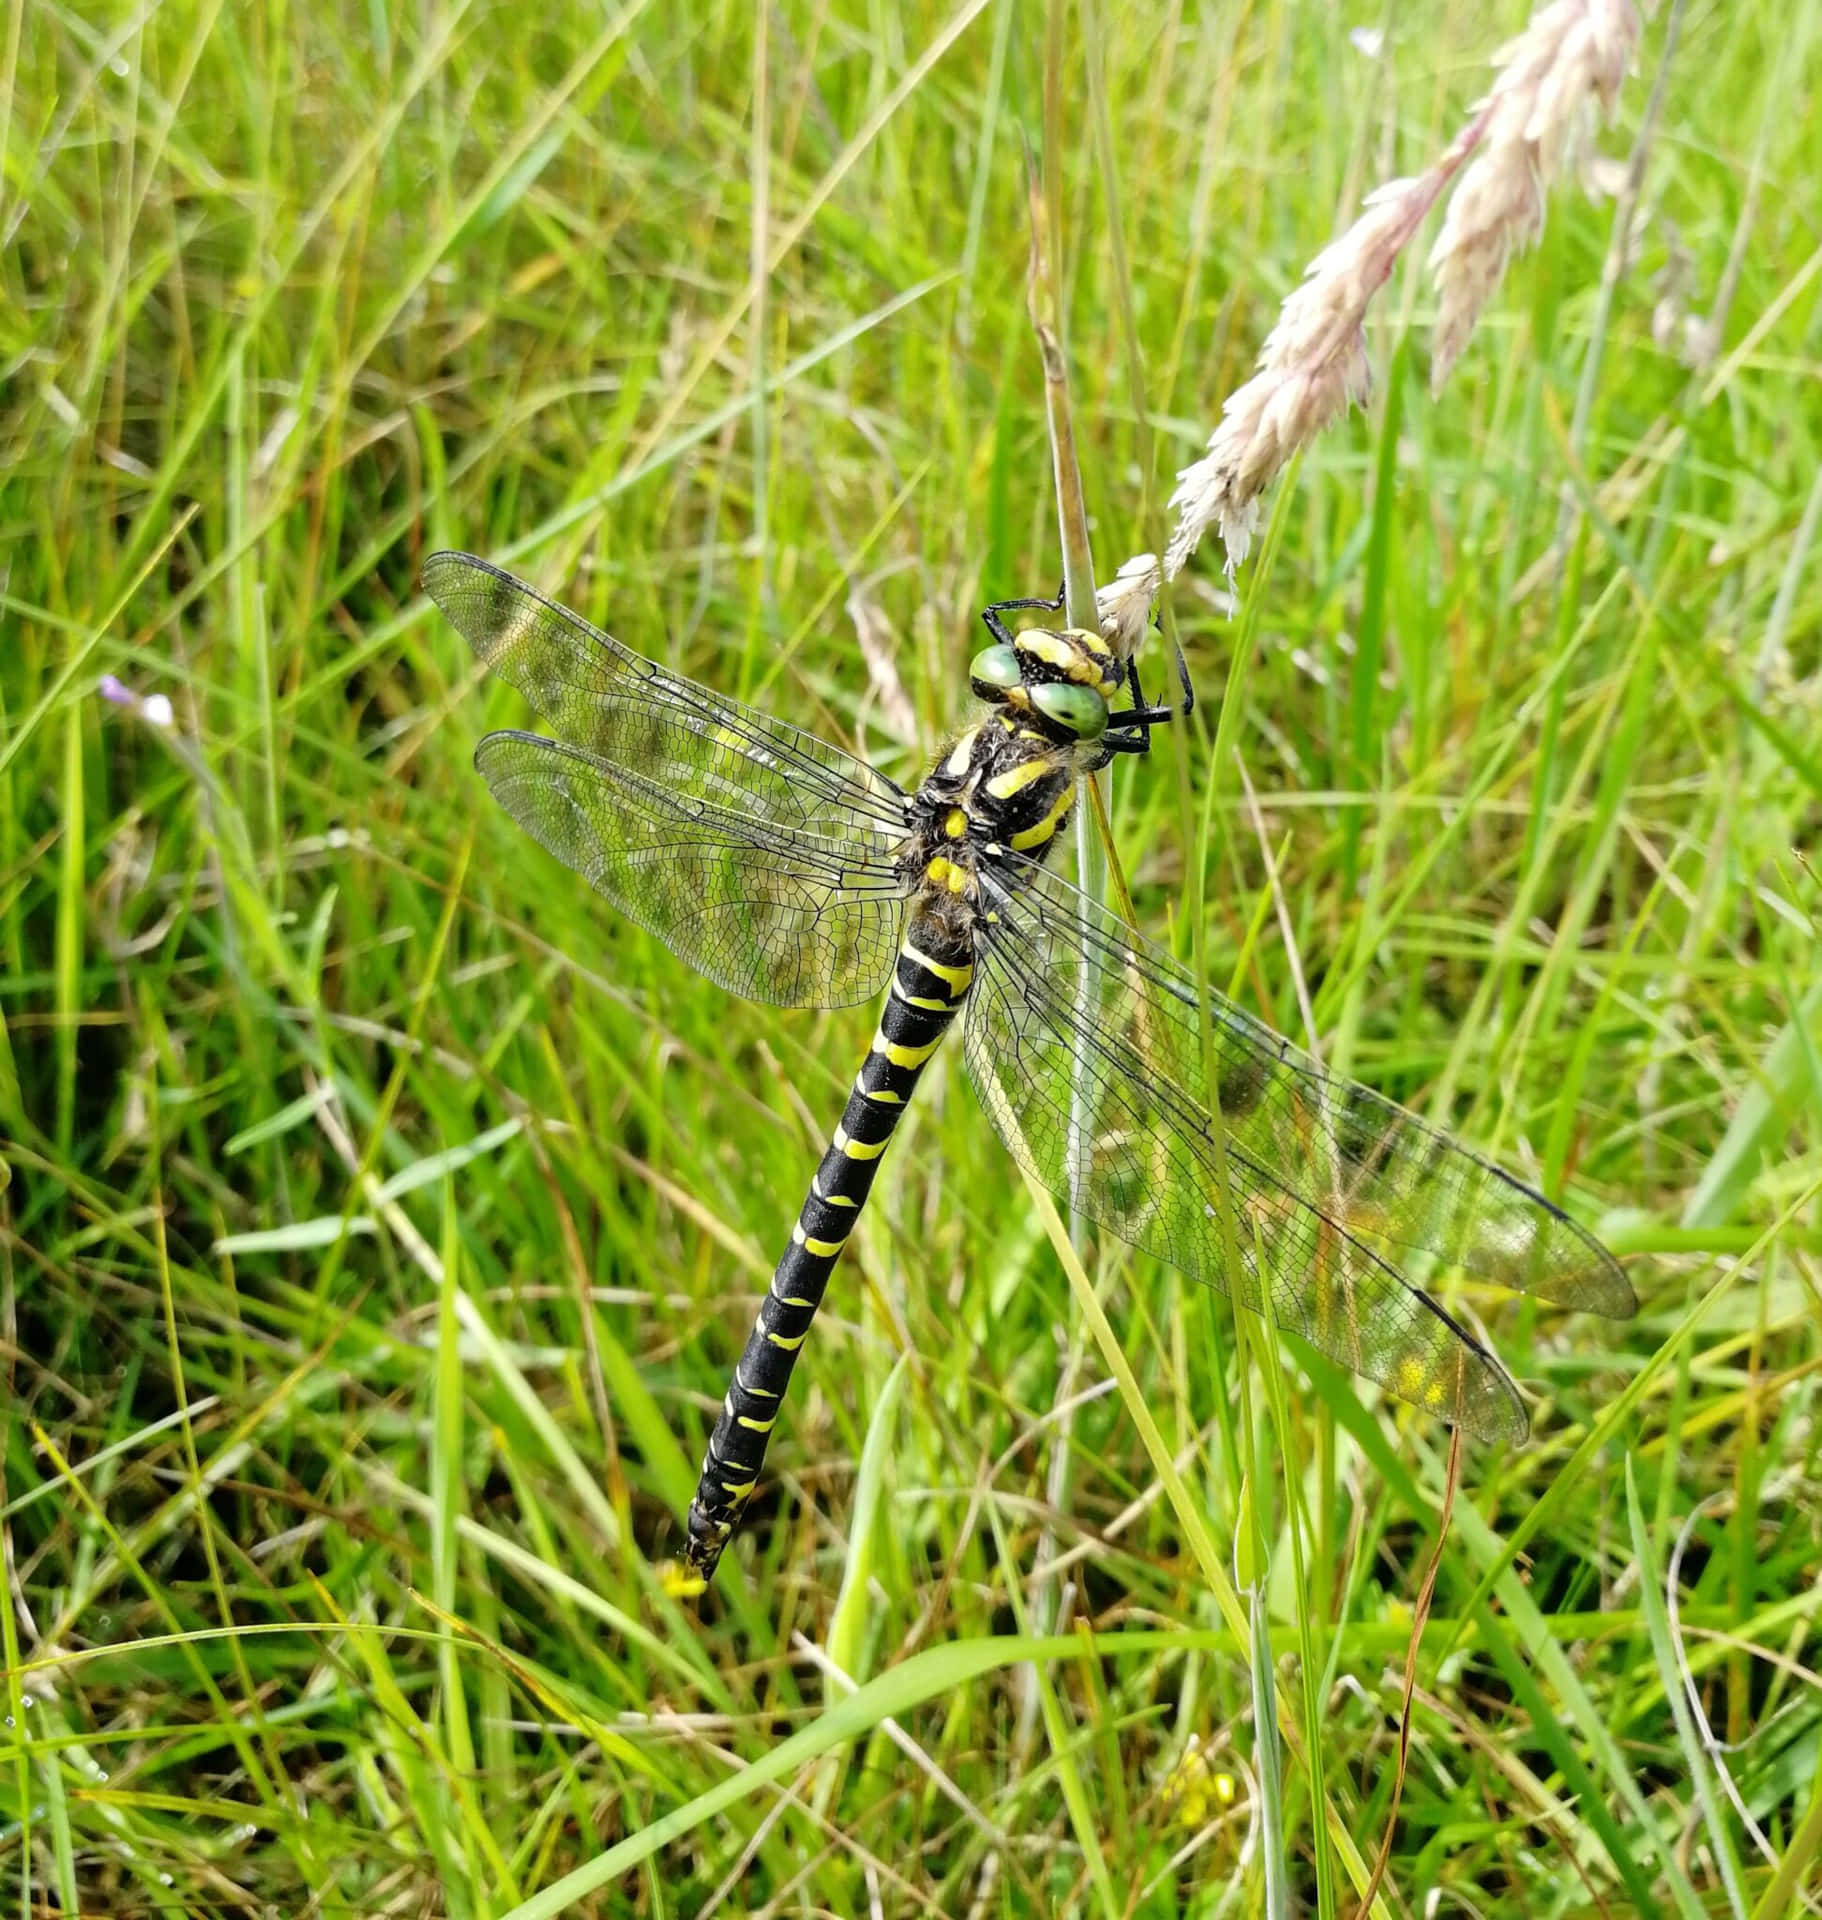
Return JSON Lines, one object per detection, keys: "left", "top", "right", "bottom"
{"left": 1031, "top": 681, "right": 1108, "bottom": 739}
{"left": 969, "top": 644, "right": 1022, "bottom": 695}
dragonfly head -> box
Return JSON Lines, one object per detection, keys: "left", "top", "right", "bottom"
{"left": 969, "top": 626, "right": 1119, "bottom": 744}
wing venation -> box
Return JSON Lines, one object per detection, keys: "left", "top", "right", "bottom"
{"left": 425, "top": 552, "right": 913, "bottom": 1007}
{"left": 963, "top": 857, "right": 1633, "bottom": 1438}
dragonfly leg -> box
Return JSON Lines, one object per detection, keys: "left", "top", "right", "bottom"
{"left": 1097, "top": 648, "right": 1198, "bottom": 760}
{"left": 1168, "top": 636, "right": 1196, "bottom": 718}
{"left": 1120, "top": 643, "right": 1196, "bottom": 724}
{"left": 980, "top": 580, "right": 1065, "bottom": 649}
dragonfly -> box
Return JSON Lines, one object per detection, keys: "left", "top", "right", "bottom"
{"left": 424, "top": 550, "right": 1635, "bottom": 1585}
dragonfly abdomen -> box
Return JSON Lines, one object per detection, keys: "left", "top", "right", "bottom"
{"left": 683, "top": 919, "right": 975, "bottom": 1581}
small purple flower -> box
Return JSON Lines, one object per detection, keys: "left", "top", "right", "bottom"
{"left": 97, "top": 675, "right": 174, "bottom": 728}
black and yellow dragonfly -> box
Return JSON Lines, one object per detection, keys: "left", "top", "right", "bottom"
{"left": 425, "top": 551, "right": 1633, "bottom": 1585}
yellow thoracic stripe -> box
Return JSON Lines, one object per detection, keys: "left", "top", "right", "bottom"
{"left": 944, "top": 728, "right": 978, "bottom": 776}
{"left": 831, "top": 1124, "right": 887, "bottom": 1160}
{"left": 985, "top": 759, "right": 1053, "bottom": 800}
{"left": 901, "top": 942, "right": 973, "bottom": 996}
{"left": 1008, "top": 786, "right": 1074, "bottom": 850}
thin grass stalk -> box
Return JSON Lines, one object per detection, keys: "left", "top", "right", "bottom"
{"left": 1748, "top": 1743, "right": 1822, "bottom": 1920}
{"left": 1015, "top": 1163, "right": 1400, "bottom": 1917}
{"left": 986, "top": 1495, "right": 1123, "bottom": 1920}
{"left": 1229, "top": 1219, "right": 1288, "bottom": 1917}
{"left": 1351, "top": 1429, "right": 1463, "bottom": 1920}
{"left": 1001, "top": 0, "right": 1106, "bottom": 1788}
{"left": 1249, "top": 1209, "right": 1334, "bottom": 1913}
{"left": 1627, "top": 1462, "right": 1752, "bottom": 1920}
{"left": 1248, "top": 1582, "right": 1290, "bottom": 1920}
{"left": 1547, "top": 0, "right": 1681, "bottom": 655}
{"left": 743, "top": 0, "right": 772, "bottom": 686}
{"left": 1027, "top": 8, "right": 1105, "bottom": 1231}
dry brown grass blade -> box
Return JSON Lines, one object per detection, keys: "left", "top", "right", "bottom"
{"left": 1353, "top": 1423, "right": 1464, "bottom": 1920}
{"left": 1022, "top": 141, "right": 1099, "bottom": 637}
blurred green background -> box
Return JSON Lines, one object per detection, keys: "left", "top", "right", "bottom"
{"left": 4, "top": 1, "right": 1819, "bottom": 1914}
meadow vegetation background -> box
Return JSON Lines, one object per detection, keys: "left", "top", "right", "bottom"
{"left": 4, "top": 1, "right": 1820, "bottom": 1914}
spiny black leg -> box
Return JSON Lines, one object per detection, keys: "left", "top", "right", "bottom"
{"left": 1170, "top": 636, "right": 1195, "bottom": 720}
{"left": 1094, "top": 640, "right": 1196, "bottom": 758}
{"left": 1122, "top": 644, "right": 1195, "bottom": 726}
{"left": 1106, "top": 691, "right": 1187, "bottom": 736}
{"left": 980, "top": 580, "right": 1066, "bottom": 648}
{"left": 1121, "top": 655, "right": 1164, "bottom": 727}
{"left": 1098, "top": 647, "right": 1198, "bottom": 762}
{"left": 983, "top": 580, "right": 1065, "bottom": 616}
{"left": 1098, "top": 714, "right": 1170, "bottom": 761}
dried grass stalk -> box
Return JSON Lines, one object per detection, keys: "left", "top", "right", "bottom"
{"left": 1122, "top": 0, "right": 1640, "bottom": 604}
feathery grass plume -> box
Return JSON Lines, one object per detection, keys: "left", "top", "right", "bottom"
{"left": 1162, "top": 163, "right": 1464, "bottom": 576}
{"left": 1429, "top": 0, "right": 1641, "bottom": 389}
{"left": 1129, "top": 0, "right": 1640, "bottom": 598}
{"left": 1095, "top": 550, "right": 1164, "bottom": 660}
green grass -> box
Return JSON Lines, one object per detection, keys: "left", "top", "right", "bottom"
{"left": 5, "top": 1, "right": 1821, "bottom": 1913}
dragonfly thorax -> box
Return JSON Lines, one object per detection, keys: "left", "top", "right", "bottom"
{"left": 899, "top": 715, "right": 1081, "bottom": 908}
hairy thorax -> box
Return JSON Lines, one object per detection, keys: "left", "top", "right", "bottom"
{"left": 896, "top": 714, "right": 1087, "bottom": 954}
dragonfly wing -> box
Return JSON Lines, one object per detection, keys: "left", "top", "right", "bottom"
{"left": 964, "top": 859, "right": 1631, "bottom": 1439}
{"left": 425, "top": 550, "right": 917, "bottom": 1007}
{"left": 476, "top": 731, "right": 908, "bottom": 1008}
{"left": 425, "top": 550, "right": 911, "bottom": 839}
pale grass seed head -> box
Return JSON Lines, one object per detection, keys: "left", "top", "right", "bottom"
{"left": 1146, "top": 0, "right": 1640, "bottom": 595}
{"left": 1095, "top": 550, "right": 1164, "bottom": 659}
{"left": 1428, "top": 0, "right": 1640, "bottom": 388}
{"left": 1165, "top": 173, "right": 1440, "bottom": 576}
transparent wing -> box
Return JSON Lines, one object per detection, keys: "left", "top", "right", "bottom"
{"left": 964, "top": 858, "right": 1634, "bottom": 1441}
{"left": 426, "top": 552, "right": 914, "bottom": 1008}
{"left": 474, "top": 733, "right": 909, "bottom": 1008}
{"left": 424, "top": 550, "right": 912, "bottom": 839}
